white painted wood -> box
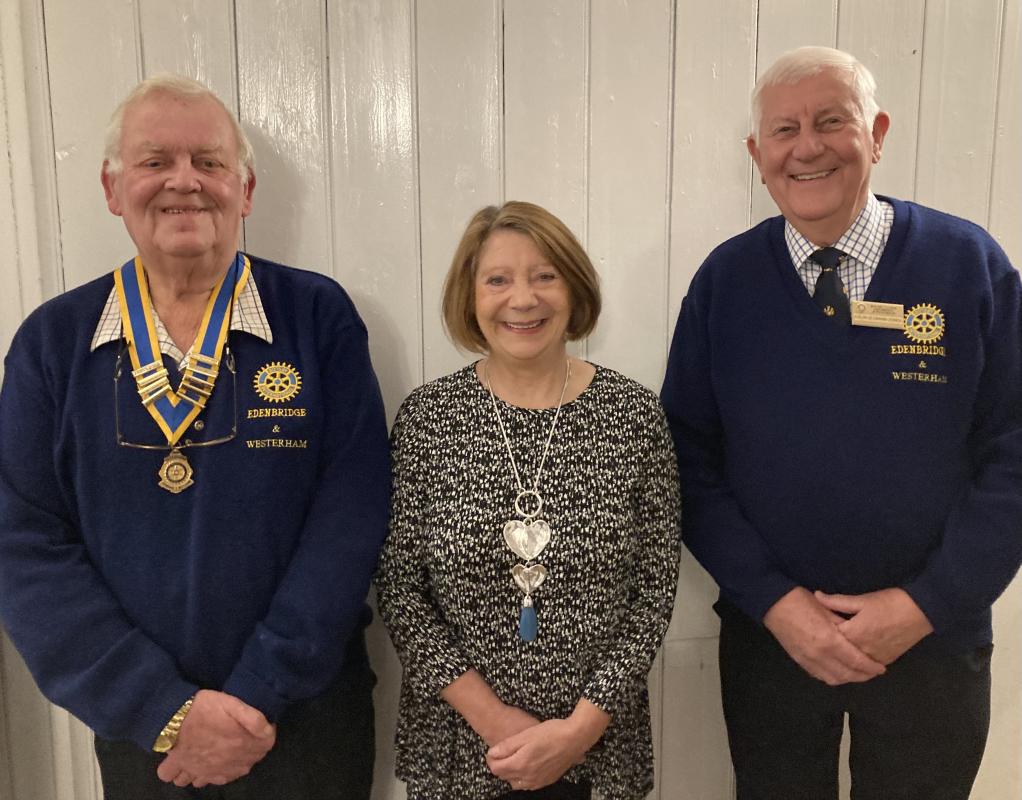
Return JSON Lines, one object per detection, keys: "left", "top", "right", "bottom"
{"left": 585, "top": 0, "right": 674, "bottom": 391}
{"left": 235, "top": 0, "right": 332, "bottom": 273}
{"left": 5, "top": 0, "right": 62, "bottom": 306}
{"left": 915, "top": 0, "right": 1003, "bottom": 223}
{"left": 975, "top": 8, "right": 1021, "bottom": 777}
{"left": 988, "top": 0, "right": 1021, "bottom": 259}
{"left": 327, "top": 0, "right": 421, "bottom": 421}
{"left": 503, "top": 0, "right": 588, "bottom": 241}
{"left": 0, "top": 641, "right": 58, "bottom": 800}
{"left": 41, "top": 0, "right": 139, "bottom": 290}
{"left": 2, "top": 1, "right": 1021, "bottom": 798}
{"left": 659, "top": 638, "right": 733, "bottom": 800}
{"left": 415, "top": 0, "right": 502, "bottom": 381}
{"left": 837, "top": 0, "right": 926, "bottom": 201}
{"left": 668, "top": 0, "right": 757, "bottom": 339}
{"left": 138, "top": 0, "right": 237, "bottom": 108}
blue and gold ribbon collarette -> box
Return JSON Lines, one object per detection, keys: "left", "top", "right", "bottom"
{"left": 113, "top": 253, "right": 250, "bottom": 447}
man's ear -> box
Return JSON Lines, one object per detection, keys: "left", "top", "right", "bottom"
{"left": 871, "top": 112, "right": 891, "bottom": 164}
{"left": 241, "top": 170, "right": 256, "bottom": 218}
{"left": 101, "top": 162, "right": 123, "bottom": 216}
{"left": 747, "top": 136, "right": 765, "bottom": 184}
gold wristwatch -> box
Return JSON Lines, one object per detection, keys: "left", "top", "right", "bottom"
{"left": 152, "top": 696, "right": 194, "bottom": 753}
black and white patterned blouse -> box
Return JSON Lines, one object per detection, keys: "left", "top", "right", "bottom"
{"left": 375, "top": 363, "right": 681, "bottom": 800}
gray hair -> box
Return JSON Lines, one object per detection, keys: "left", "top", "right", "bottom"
{"left": 750, "top": 46, "right": 880, "bottom": 142}
{"left": 103, "top": 74, "right": 255, "bottom": 183}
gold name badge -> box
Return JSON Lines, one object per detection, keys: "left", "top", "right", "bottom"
{"left": 851, "top": 301, "right": 905, "bottom": 330}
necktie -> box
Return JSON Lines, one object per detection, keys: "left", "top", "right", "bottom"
{"left": 811, "top": 247, "right": 850, "bottom": 324}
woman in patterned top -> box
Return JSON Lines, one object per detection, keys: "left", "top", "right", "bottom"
{"left": 375, "top": 201, "right": 681, "bottom": 800}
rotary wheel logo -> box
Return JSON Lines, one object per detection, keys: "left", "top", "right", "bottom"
{"left": 253, "top": 362, "right": 302, "bottom": 403}
{"left": 903, "top": 303, "right": 945, "bottom": 344}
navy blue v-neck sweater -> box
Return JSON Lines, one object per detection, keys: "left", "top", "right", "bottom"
{"left": 662, "top": 198, "right": 1022, "bottom": 651}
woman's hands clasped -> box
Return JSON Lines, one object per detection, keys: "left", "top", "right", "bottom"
{"left": 486, "top": 698, "right": 609, "bottom": 792}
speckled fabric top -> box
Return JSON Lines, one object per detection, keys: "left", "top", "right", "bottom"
{"left": 376, "top": 363, "right": 681, "bottom": 800}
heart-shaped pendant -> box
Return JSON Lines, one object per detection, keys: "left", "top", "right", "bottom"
{"left": 511, "top": 563, "right": 547, "bottom": 595}
{"left": 503, "top": 519, "right": 551, "bottom": 561}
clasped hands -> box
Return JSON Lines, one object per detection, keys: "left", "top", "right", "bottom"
{"left": 480, "top": 700, "right": 607, "bottom": 792}
{"left": 156, "top": 689, "right": 276, "bottom": 788}
{"left": 763, "top": 586, "right": 934, "bottom": 686}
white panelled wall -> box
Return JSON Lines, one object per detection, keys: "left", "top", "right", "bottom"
{"left": 1, "top": 1, "right": 1019, "bottom": 798}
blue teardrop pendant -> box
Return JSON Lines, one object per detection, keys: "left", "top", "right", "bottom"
{"left": 519, "top": 603, "right": 537, "bottom": 642}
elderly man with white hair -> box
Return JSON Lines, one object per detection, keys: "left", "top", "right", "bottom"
{"left": 662, "top": 46, "right": 1022, "bottom": 798}
{"left": 0, "top": 75, "right": 390, "bottom": 798}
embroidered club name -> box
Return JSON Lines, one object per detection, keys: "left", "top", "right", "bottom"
{"left": 246, "top": 407, "right": 308, "bottom": 418}
{"left": 890, "top": 371, "right": 948, "bottom": 384}
{"left": 890, "top": 344, "right": 946, "bottom": 356}
{"left": 245, "top": 438, "right": 309, "bottom": 448}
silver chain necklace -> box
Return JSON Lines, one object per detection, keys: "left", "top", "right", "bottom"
{"left": 484, "top": 357, "right": 571, "bottom": 643}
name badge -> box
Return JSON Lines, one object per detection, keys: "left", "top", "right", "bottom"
{"left": 850, "top": 300, "right": 904, "bottom": 330}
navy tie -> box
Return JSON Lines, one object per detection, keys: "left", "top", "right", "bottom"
{"left": 811, "top": 247, "right": 850, "bottom": 324}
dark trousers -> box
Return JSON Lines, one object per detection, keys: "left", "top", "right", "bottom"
{"left": 498, "top": 779, "right": 591, "bottom": 800}
{"left": 717, "top": 602, "right": 991, "bottom": 800}
{"left": 95, "top": 664, "right": 376, "bottom": 800}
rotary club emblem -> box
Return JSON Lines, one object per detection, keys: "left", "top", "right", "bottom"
{"left": 903, "top": 304, "right": 945, "bottom": 344}
{"left": 253, "top": 362, "right": 303, "bottom": 403}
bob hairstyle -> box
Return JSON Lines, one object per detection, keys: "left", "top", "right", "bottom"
{"left": 442, "top": 201, "right": 601, "bottom": 354}
{"left": 750, "top": 46, "right": 881, "bottom": 142}
{"left": 103, "top": 73, "right": 255, "bottom": 185}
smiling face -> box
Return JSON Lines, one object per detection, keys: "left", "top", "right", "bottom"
{"left": 748, "top": 69, "right": 889, "bottom": 245}
{"left": 473, "top": 229, "right": 573, "bottom": 370}
{"left": 101, "top": 92, "right": 254, "bottom": 273}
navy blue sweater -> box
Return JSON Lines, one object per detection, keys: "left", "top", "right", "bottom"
{"left": 0, "top": 255, "right": 391, "bottom": 748}
{"left": 661, "top": 198, "right": 1022, "bottom": 651}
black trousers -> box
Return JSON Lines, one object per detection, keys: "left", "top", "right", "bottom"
{"left": 498, "top": 779, "right": 591, "bottom": 800}
{"left": 95, "top": 663, "right": 376, "bottom": 800}
{"left": 717, "top": 601, "right": 991, "bottom": 800}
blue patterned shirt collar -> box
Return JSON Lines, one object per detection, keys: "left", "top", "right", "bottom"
{"left": 784, "top": 193, "right": 894, "bottom": 301}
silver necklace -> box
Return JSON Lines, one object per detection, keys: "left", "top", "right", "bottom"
{"left": 484, "top": 358, "right": 571, "bottom": 642}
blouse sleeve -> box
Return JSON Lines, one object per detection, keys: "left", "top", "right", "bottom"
{"left": 375, "top": 397, "right": 473, "bottom": 699}
{"left": 581, "top": 397, "right": 682, "bottom": 714}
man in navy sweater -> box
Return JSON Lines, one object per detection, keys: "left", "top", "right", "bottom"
{"left": 0, "top": 75, "right": 390, "bottom": 797}
{"left": 662, "top": 46, "right": 1022, "bottom": 798}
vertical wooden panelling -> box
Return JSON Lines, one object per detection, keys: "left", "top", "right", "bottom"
{"left": 915, "top": 1, "right": 1003, "bottom": 223}
{"left": 138, "top": 0, "right": 237, "bottom": 107}
{"left": 837, "top": 0, "right": 925, "bottom": 201}
{"left": 3, "top": 1, "right": 1022, "bottom": 798}
{"left": 503, "top": 1, "right": 588, "bottom": 239}
{"left": 659, "top": 638, "right": 734, "bottom": 800}
{"left": 988, "top": 0, "right": 1021, "bottom": 259}
{"left": 42, "top": 0, "right": 139, "bottom": 289}
{"left": 416, "top": 0, "right": 502, "bottom": 381}
{"left": 235, "top": 0, "right": 331, "bottom": 273}
{"left": 0, "top": 642, "right": 58, "bottom": 800}
{"left": 586, "top": 0, "right": 674, "bottom": 390}
{"left": 0, "top": 15, "right": 24, "bottom": 365}
{"left": 975, "top": 4, "right": 1022, "bottom": 796}
{"left": 327, "top": 0, "right": 421, "bottom": 421}
{"left": 326, "top": 6, "right": 419, "bottom": 793}
{"left": 668, "top": 0, "right": 756, "bottom": 337}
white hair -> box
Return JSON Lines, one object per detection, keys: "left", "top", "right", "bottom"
{"left": 103, "top": 73, "right": 255, "bottom": 184}
{"left": 750, "top": 46, "right": 881, "bottom": 141}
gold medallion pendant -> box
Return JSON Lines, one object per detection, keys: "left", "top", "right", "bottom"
{"left": 158, "top": 449, "right": 194, "bottom": 494}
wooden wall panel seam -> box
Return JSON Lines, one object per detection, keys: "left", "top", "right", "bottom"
{"left": 411, "top": 0, "right": 426, "bottom": 387}
{"left": 986, "top": 0, "right": 1009, "bottom": 231}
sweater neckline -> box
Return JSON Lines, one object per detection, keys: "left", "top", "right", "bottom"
{"left": 465, "top": 361, "right": 604, "bottom": 413}
{"left": 767, "top": 196, "right": 912, "bottom": 350}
